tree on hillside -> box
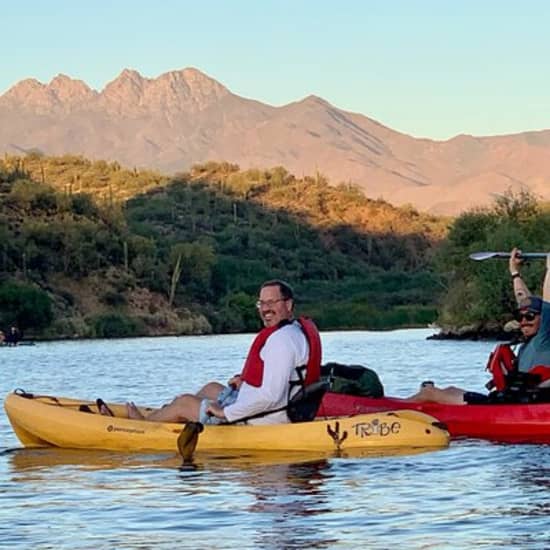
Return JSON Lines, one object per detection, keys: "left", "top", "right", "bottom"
{"left": 168, "top": 242, "right": 216, "bottom": 305}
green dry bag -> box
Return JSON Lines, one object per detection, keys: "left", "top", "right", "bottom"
{"left": 321, "top": 362, "right": 384, "bottom": 398}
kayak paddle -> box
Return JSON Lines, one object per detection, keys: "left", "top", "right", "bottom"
{"left": 177, "top": 421, "right": 203, "bottom": 465}
{"left": 469, "top": 251, "right": 548, "bottom": 261}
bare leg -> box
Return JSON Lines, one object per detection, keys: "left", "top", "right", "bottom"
{"left": 196, "top": 381, "right": 225, "bottom": 400}
{"left": 130, "top": 394, "right": 203, "bottom": 423}
{"left": 407, "top": 385, "right": 467, "bottom": 405}
{"left": 125, "top": 381, "right": 224, "bottom": 423}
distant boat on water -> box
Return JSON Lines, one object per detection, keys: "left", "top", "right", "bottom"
{"left": 1, "top": 341, "right": 36, "bottom": 347}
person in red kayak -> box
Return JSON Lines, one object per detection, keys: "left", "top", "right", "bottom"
{"left": 111, "top": 279, "right": 322, "bottom": 424}
{"left": 408, "top": 247, "right": 550, "bottom": 404}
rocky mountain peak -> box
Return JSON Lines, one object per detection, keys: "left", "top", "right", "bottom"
{"left": 97, "top": 67, "right": 229, "bottom": 114}
{"left": 48, "top": 74, "right": 95, "bottom": 103}
{"left": 1, "top": 75, "right": 95, "bottom": 111}
{"left": 101, "top": 69, "right": 147, "bottom": 106}
{"left": 0, "top": 77, "right": 64, "bottom": 114}
{"left": 301, "top": 94, "right": 329, "bottom": 105}
{"left": 1, "top": 78, "right": 48, "bottom": 103}
{"left": 152, "top": 67, "right": 230, "bottom": 111}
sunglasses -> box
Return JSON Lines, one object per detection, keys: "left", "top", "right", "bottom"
{"left": 255, "top": 298, "right": 287, "bottom": 309}
{"left": 517, "top": 311, "right": 539, "bottom": 322}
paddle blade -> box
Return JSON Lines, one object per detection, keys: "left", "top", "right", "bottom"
{"left": 469, "top": 251, "right": 547, "bottom": 261}
{"left": 469, "top": 252, "right": 509, "bottom": 261}
{"left": 177, "top": 422, "right": 203, "bottom": 463}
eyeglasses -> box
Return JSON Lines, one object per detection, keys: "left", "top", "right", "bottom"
{"left": 256, "top": 298, "right": 286, "bottom": 309}
{"left": 517, "top": 311, "right": 539, "bottom": 322}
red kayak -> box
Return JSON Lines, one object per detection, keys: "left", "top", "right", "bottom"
{"left": 318, "top": 393, "right": 550, "bottom": 444}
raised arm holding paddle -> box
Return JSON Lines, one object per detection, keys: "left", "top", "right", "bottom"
{"left": 407, "top": 247, "right": 550, "bottom": 404}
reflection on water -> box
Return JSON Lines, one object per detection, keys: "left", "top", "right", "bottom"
{"left": 7, "top": 448, "right": 182, "bottom": 473}
{"left": 2, "top": 331, "right": 550, "bottom": 549}
{"left": 7, "top": 445, "right": 440, "bottom": 474}
{"left": 244, "top": 461, "right": 336, "bottom": 549}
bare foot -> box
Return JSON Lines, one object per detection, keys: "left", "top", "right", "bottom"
{"left": 126, "top": 401, "right": 145, "bottom": 420}
{"left": 97, "top": 398, "right": 114, "bottom": 417}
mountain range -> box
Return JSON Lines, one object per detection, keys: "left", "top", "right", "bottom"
{"left": 1, "top": 67, "right": 549, "bottom": 215}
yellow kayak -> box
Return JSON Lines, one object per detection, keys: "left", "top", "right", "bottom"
{"left": 4, "top": 391, "right": 450, "bottom": 454}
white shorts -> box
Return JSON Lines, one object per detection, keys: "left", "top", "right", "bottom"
{"left": 198, "top": 386, "right": 239, "bottom": 424}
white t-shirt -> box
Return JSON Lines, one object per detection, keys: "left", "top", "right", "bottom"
{"left": 223, "top": 321, "right": 309, "bottom": 425}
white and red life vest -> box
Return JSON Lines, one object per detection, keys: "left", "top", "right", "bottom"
{"left": 240, "top": 317, "right": 322, "bottom": 388}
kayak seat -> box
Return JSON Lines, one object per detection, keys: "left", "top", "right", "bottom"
{"left": 287, "top": 380, "right": 329, "bottom": 422}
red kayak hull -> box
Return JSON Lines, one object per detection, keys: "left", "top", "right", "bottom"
{"left": 319, "top": 393, "right": 550, "bottom": 443}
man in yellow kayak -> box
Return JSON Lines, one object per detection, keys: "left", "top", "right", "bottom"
{"left": 408, "top": 248, "right": 550, "bottom": 404}
{"left": 112, "top": 279, "right": 322, "bottom": 424}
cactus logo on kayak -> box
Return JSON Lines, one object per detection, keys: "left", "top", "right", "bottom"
{"left": 326, "top": 421, "right": 348, "bottom": 449}
{"left": 353, "top": 418, "right": 400, "bottom": 437}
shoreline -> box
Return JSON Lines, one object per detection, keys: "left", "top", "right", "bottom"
{"left": 427, "top": 326, "right": 519, "bottom": 342}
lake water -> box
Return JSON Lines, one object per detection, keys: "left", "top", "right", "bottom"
{"left": 1, "top": 329, "right": 549, "bottom": 549}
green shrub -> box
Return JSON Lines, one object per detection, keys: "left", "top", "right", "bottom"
{"left": 31, "top": 190, "right": 58, "bottom": 212}
{"left": 71, "top": 193, "right": 99, "bottom": 217}
{"left": 0, "top": 280, "right": 53, "bottom": 331}
{"left": 100, "top": 290, "right": 127, "bottom": 306}
{"left": 91, "top": 313, "right": 143, "bottom": 338}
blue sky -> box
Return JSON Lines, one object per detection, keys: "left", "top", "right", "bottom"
{"left": 3, "top": 0, "right": 549, "bottom": 139}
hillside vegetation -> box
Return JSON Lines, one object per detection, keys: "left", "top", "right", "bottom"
{"left": 433, "top": 190, "right": 550, "bottom": 336}
{"left": 0, "top": 154, "right": 448, "bottom": 339}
